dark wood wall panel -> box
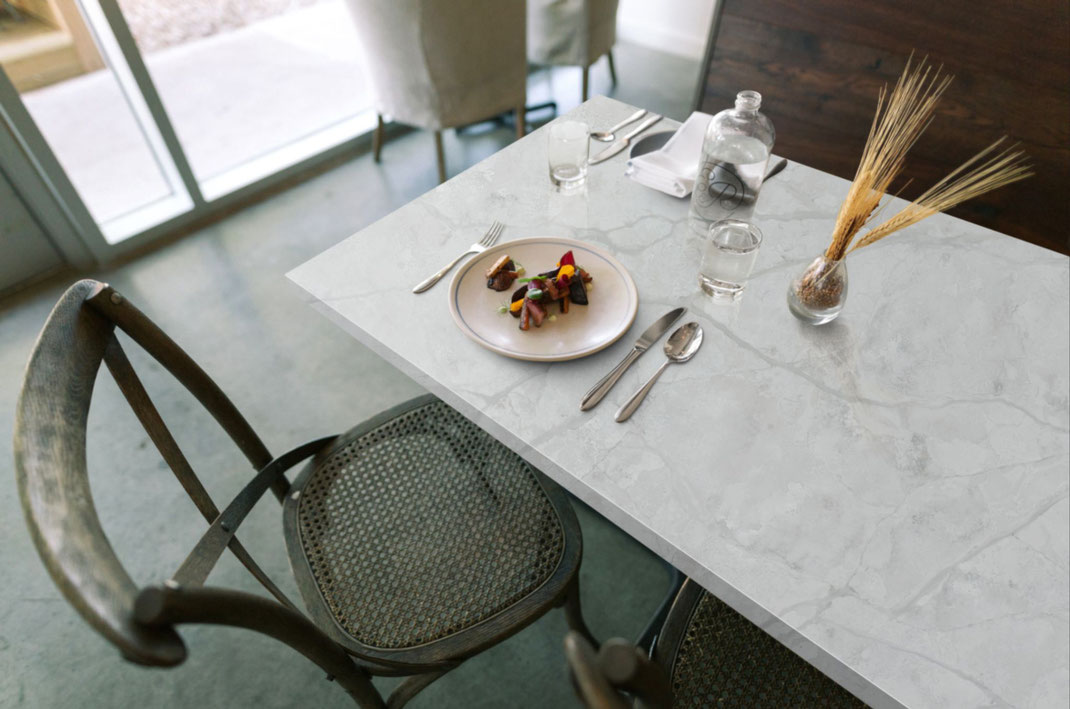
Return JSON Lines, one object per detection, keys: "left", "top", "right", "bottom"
{"left": 698, "top": 0, "right": 1069, "bottom": 254}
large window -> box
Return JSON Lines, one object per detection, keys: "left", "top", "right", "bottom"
{"left": 1, "top": 0, "right": 372, "bottom": 250}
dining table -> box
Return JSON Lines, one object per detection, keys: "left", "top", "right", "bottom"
{"left": 287, "top": 96, "right": 1070, "bottom": 709}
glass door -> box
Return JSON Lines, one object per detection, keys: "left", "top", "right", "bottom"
{"left": 117, "top": 0, "right": 374, "bottom": 200}
{"left": 1, "top": 0, "right": 192, "bottom": 246}
{"left": 0, "top": 0, "right": 372, "bottom": 262}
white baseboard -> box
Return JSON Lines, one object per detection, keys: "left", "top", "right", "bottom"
{"left": 617, "top": 18, "right": 709, "bottom": 60}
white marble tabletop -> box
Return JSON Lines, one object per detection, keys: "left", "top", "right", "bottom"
{"left": 288, "top": 96, "right": 1070, "bottom": 708}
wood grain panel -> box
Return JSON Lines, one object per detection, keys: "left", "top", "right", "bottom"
{"left": 698, "top": 1, "right": 1070, "bottom": 254}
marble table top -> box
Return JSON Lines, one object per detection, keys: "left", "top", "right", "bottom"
{"left": 288, "top": 96, "right": 1069, "bottom": 709}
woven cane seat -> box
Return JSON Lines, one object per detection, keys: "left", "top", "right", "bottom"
{"left": 670, "top": 591, "right": 865, "bottom": 707}
{"left": 295, "top": 399, "right": 565, "bottom": 650}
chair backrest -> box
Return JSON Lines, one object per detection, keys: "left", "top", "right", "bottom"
{"left": 565, "top": 579, "right": 712, "bottom": 708}
{"left": 527, "top": 0, "right": 619, "bottom": 67}
{"left": 14, "top": 280, "right": 378, "bottom": 703}
{"left": 343, "top": 0, "right": 526, "bottom": 130}
{"left": 564, "top": 634, "right": 672, "bottom": 709}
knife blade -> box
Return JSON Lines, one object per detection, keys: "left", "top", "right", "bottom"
{"left": 589, "top": 114, "right": 663, "bottom": 165}
{"left": 580, "top": 306, "right": 686, "bottom": 411}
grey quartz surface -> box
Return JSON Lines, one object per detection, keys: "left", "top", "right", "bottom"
{"left": 289, "top": 96, "right": 1070, "bottom": 709}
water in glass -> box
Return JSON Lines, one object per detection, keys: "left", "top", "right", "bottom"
{"left": 699, "top": 220, "right": 762, "bottom": 299}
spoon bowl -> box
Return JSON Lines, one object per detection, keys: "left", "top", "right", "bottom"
{"left": 615, "top": 322, "right": 704, "bottom": 422}
{"left": 591, "top": 108, "right": 647, "bottom": 142}
{"left": 664, "top": 321, "right": 703, "bottom": 362}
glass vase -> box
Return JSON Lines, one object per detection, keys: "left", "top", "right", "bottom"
{"left": 787, "top": 255, "right": 848, "bottom": 325}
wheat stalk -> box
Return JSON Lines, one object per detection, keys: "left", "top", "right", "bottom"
{"left": 850, "top": 139, "right": 1032, "bottom": 251}
{"left": 824, "top": 56, "right": 1031, "bottom": 261}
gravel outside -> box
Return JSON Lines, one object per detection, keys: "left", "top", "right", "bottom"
{"left": 117, "top": 0, "right": 321, "bottom": 52}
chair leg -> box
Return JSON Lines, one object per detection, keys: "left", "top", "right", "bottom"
{"left": 581, "top": 65, "right": 590, "bottom": 102}
{"left": 607, "top": 50, "right": 618, "bottom": 87}
{"left": 515, "top": 103, "right": 526, "bottom": 139}
{"left": 433, "top": 130, "right": 446, "bottom": 183}
{"left": 561, "top": 577, "right": 597, "bottom": 647}
{"left": 373, "top": 113, "right": 384, "bottom": 163}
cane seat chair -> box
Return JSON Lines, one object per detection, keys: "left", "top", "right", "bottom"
{"left": 565, "top": 579, "right": 867, "bottom": 708}
{"left": 15, "top": 280, "right": 594, "bottom": 708}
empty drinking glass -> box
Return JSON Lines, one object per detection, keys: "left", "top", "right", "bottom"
{"left": 548, "top": 120, "right": 589, "bottom": 190}
{"left": 699, "top": 219, "right": 762, "bottom": 299}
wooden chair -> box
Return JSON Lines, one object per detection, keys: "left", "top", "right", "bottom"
{"left": 565, "top": 579, "right": 866, "bottom": 708}
{"left": 14, "top": 279, "right": 594, "bottom": 708}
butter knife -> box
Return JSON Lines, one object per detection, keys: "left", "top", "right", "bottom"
{"left": 589, "top": 114, "right": 663, "bottom": 165}
{"left": 580, "top": 306, "right": 686, "bottom": 411}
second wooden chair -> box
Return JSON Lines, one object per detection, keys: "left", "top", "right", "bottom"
{"left": 15, "top": 279, "right": 594, "bottom": 708}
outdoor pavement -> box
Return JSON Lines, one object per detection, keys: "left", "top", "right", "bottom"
{"left": 22, "top": 0, "right": 369, "bottom": 224}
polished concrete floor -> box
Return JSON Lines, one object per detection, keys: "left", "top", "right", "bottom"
{"left": 1, "top": 42, "right": 700, "bottom": 707}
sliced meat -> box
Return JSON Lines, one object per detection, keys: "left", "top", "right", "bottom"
{"left": 527, "top": 299, "right": 547, "bottom": 327}
{"left": 487, "top": 270, "right": 516, "bottom": 291}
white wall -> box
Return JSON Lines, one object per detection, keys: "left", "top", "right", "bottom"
{"left": 616, "top": 0, "right": 718, "bottom": 60}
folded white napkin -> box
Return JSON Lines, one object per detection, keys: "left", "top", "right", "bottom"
{"left": 625, "top": 111, "right": 712, "bottom": 198}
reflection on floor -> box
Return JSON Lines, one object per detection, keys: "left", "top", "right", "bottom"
{"left": 0, "top": 41, "right": 700, "bottom": 708}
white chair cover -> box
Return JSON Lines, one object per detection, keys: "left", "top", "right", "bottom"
{"left": 527, "top": 0, "right": 619, "bottom": 68}
{"left": 343, "top": 0, "right": 526, "bottom": 131}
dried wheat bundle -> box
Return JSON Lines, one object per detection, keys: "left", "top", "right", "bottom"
{"left": 823, "top": 56, "right": 1032, "bottom": 262}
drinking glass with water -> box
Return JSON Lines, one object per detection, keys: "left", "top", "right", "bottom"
{"left": 699, "top": 219, "right": 762, "bottom": 299}
{"left": 547, "top": 120, "right": 589, "bottom": 191}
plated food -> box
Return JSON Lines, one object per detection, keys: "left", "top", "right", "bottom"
{"left": 486, "top": 250, "right": 593, "bottom": 331}
{"left": 448, "top": 236, "right": 637, "bottom": 362}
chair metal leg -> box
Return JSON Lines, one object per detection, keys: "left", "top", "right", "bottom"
{"left": 373, "top": 113, "right": 384, "bottom": 163}
{"left": 581, "top": 66, "right": 590, "bottom": 102}
{"left": 515, "top": 103, "right": 526, "bottom": 139}
{"left": 607, "top": 50, "right": 618, "bottom": 87}
{"left": 561, "top": 577, "right": 597, "bottom": 647}
{"left": 433, "top": 130, "right": 446, "bottom": 183}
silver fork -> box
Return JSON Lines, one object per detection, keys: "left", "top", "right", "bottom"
{"left": 412, "top": 221, "right": 504, "bottom": 293}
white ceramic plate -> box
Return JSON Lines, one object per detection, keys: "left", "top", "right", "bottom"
{"left": 448, "top": 237, "right": 638, "bottom": 362}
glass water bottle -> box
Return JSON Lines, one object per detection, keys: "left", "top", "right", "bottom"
{"left": 688, "top": 90, "right": 775, "bottom": 234}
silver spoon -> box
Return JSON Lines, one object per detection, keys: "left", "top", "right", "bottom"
{"left": 591, "top": 109, "right": 647, "bottom": 142}
{"left": 615, "top": 322, "right": 704, "bottom": 422}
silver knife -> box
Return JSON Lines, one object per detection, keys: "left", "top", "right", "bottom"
{"left": 589, "top": 114, "right": 663, "bottom": 165}
{"left": 580, "top": 306, "right": 686, "bottom": 411}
